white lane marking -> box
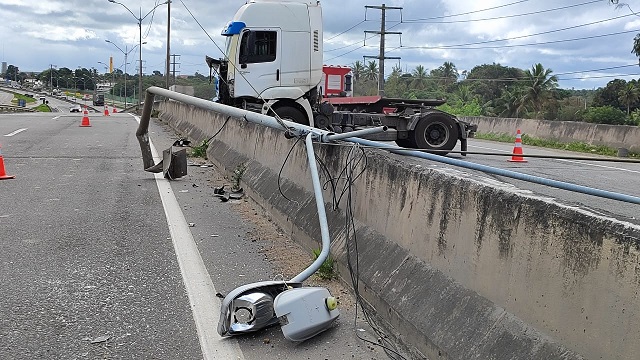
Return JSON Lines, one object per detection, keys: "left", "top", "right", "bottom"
{"left": 133, "top": 115, "right": 244, "bottom": 360}
{"left": 555, "top": 158, "right": 640, "bottom": 174}
{"left": 52, "top": 116, "right": 61, "bottom": 120}
{"left": 470, "top": 143, "right": 640, "bottom": 174}
{"left": 4, "top": 128, "right": 28, "bottom": 137}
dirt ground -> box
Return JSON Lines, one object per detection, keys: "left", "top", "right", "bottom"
{"left": 187, "top": 155, "right": 356, "bottom": 310}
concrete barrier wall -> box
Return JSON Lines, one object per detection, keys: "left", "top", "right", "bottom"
{"left": 158, "top": 100, "right": 640, "bottom": 360}
{"left": 461, "top": 116, "right": 640, "bottom": 154}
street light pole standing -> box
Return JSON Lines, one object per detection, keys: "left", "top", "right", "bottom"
{"left": 106, "top": 40, "right": 142, "bottom": 110}
{"left": 107, "top": 0, "right": 170, "bottom": 106}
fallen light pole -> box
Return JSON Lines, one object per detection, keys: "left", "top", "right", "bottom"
{"left": 135, "top": 87, "right": 640, "bottom": 341}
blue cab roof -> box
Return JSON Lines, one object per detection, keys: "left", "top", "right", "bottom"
{"left": 221, "top": 21, "right": 246, "bottom": 36}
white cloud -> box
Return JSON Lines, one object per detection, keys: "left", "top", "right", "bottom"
{"left": 0, "top": 0, "right": 637, "bottom": 89}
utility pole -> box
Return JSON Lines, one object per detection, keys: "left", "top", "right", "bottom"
{"left": 170, "top": 54, "right": 180, "bottom": 84}
{"left": 50, "top": 64, "right": 57, "bottom": 92}
{"left": 364, "top": 4, "right": 402, "bottom": 96}
{"left": 165, "top": 0, "right": 171, "bottom": 89}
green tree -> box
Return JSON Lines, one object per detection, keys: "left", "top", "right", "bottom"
{"left": 384, "top": 65, "right": 407, "bottom": 97}
{"left": 494, "top": 86, "right": 526, "bottom": 118}
{"left": 618, "top": 82, "right": 639, "bottom": 115}
{"left": 454, "top": 84, "right": 475, "bottom": 104}
{"left": 462, "top": 63, "right": 524, "bottom": 110}
{"left": 593, "top": 79, "right": 627, "bottom": 110}
{"left": 431, "top": 61, "right": 460, "bottom": 88}
{"left": 351, "top": 60, "right": 365, "bottom": 82}
{"left": 362, "top": 61, "right": 379, "bottom": 82}
{"left": 521, "top": 63, "right": 558, "bottom": 117}
{"left": 584, "top": 106, "right": 626, "bottom": 125}
{"left": 4, "top": 65, "right": 26, "bottom": 83}
{"left": 411, "top": 65, "right": 429, "bottom": 90}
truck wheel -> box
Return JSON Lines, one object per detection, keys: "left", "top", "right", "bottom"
{"left": 411, "top": 113, "right": 459, "bottom": 153}
{"left": 274, "top": 106, "right": 309, "bottom": 126}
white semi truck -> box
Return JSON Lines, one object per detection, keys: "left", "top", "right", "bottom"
{"left": 206, "top": 0, "right": 476, "bottom": 153}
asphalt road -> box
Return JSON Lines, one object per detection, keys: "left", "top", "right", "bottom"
{"left": 2, "top": 111, "right": 636, "bottom": 359}
{"left": 0, "top": 86, "right": 112, "bottom": 113}
{"left": 0, "top": 112, "right": 386, "bottom": 360}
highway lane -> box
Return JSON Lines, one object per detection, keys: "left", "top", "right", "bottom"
{"left": 0, "top": 113, "right": 383, "bottom": 360}
{"left": 408, "top": 138, "right": 640, "bottom": 225}
{"left": 0, "top": 86, "right": 106, "bottom": 113}
{"left": 0, "top": 112, "right": 204, "bottom": 359}
{"left": 0, "top": 92, "right": 13, "bottom": 105}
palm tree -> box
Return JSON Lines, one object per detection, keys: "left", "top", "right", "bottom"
{"left": 362, "top": 61, "right": 379, "bottom": 82}
{"left": 633, "top": 33, "right": 640, "bottom": 65}
{"left": 440, "top": 61, "right": 458, "bottom": 87}
{"left": 618, "top": 82, "right": 639, "bottom": 115}
{"left": 521, "top": 63, "right": 558, "bottom": 117}
{"left": 496, "top": 87, "right": 527, "bottom": 118}
{"left": 351, "top": 61, "right": 365, "bottom": 82}
{"left": 455, "top": 85, "right": 475, "bottom": 104}
{"left": 411, "top": 65, "right": 428, "bottom": 90}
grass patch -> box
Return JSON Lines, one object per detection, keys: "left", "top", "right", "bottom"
{"left": 231, "top": 162, "right": 247, "bottom": 191}
{"left": 190, "top": 139, "right": 208, "bottom": 159}
{"left": 474, "top": 132, "right": 631, "bottom": 157}
{"left": 34, "top": 104, "right": 51, "bottom": 112}
{"left": 10, "top": 92, "right": 36, "bottom": 105}
{"left": 12, "top": 93, "right": 36, "bottom": 103}
{"left": 312, "top": 248, "right": 336, "bottom": 280}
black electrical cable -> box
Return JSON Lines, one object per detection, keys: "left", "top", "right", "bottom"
{"left": 205, "top": 115, "right": 231, "bottom": 144}
{"left": 335, "top": 144, "right": 408, "bottom": 360}
{"left": 416, "top": 149, "right": 640, "bottom": 163}
{"left": 403, "top": 0, "right": 601, "bottom": 24}
{"left": 277, "top": 136, "right": 304, "bottom": 203}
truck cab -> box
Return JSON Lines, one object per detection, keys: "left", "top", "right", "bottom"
{"left": 93, "top": 93, "right": 105, "bottom": 106}
{"left": 209, "top": 0, "right": 323, "bottom": 125}
{"left": 205, "top": 0, "right": 477, "bottom": 153}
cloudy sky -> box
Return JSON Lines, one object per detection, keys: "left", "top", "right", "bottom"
{"left": 0, "top": 0, "right": 638, "bottom": 90}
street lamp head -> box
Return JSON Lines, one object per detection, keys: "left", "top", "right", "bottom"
{"left": 105, "top": 40, "right": 111, "bottom": 43}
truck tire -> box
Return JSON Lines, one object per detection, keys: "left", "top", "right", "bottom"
{"left": 411, "top": 112, "right": 459, "bottom": 152}
{"left": 273, "top": 106, "right": 309, "bottom": 126}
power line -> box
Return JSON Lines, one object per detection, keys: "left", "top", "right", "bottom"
{"left": 324, "top": 2, "right": 538, "bottom": 52}
{"left": 405, "top": 0, "right": 531, "bottom": 21}
{"left": 325, "top": 4, "right": 629, "bottom": 59}
{"left": 403, "top": 0, "right": 602, "bottom": 24}
{"left": 326, "top": 19, "right": 368, "bottom": 41}
{"left": 390, "top": 28, "right": 639, "bottom": 51}
{"left": 324, "top": 0, "right": 532, "bottom": 43}
{"left": 399, "top": 13, "right": 635, "bottom": 50}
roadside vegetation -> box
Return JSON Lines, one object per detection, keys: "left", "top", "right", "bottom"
{"left": 34, "top": 104, "right": 51, "bottom": 112}
{"left": 10, "top": 92, "right": 37, "bottom": 104}
{"left": 474, "top": 132, "right": 639, "bottom": 158}
{"left": 350, "top": 60, "right": 640, "bottom": 127}
{"left": 312, "top": 248, "right": 336, "bottom": 280}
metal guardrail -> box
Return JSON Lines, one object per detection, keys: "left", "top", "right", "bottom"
{"left": 137, "top": 87, "right": 640, "bottom": 205}
{"left": 0, "top": 104, "right": 36, "bottom": 113}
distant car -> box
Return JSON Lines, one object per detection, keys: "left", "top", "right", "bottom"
{"left": 70, "top": 104, "right": 82, "bottom": 113}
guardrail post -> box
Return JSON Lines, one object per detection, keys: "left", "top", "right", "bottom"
{"left": 136, "top": 91, "right": 157, "bottom": 171}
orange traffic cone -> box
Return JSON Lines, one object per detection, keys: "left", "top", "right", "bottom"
{"left": 112, "top": 106, "right": 117, "bottom": 113}
{"left": 508, "top": 129, "right": 527, "bottom": 162}
{"left": 80, "top": 110, "right": 91, "bottom": 127}
{"left": 104, "top": 105, "right": 110, "bottom": 116}
{"left": 0, "top": 145, "right": 15, "bottom": 180}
